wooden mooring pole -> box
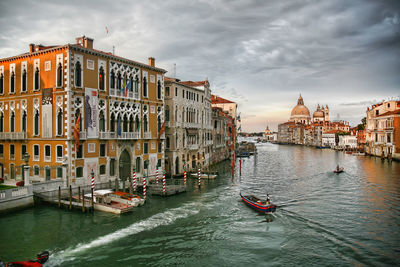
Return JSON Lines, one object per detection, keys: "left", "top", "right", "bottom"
{"left": 91, "top": 187, "right": 94, "bottom": 212}
{"left": 58, "top": 186, "right": 61, "bottom": 208}
{"left": 78, "top": 186, "right": 81, "bottom": 203}
{"left": 82, "top": 189, "right": 85, "bottom": 213}
{"left": 69, "top": 185, "right": 72, "bottom": 211}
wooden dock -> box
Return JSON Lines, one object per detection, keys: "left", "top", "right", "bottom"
{"left": 52, "top": 199, "right": 93, "bottom": 212}
{"left": 148, "top": 184, "right": 186, "bottom": 196}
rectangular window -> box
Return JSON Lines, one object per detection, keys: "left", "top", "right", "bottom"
{"left": 77, "top": 144, "right": 83, "bottom": 159}
{"left": 76, "top": 167, "right": 83, "bottom": 178}
{"left": 144, "top": 143, "right": 148, "bottom": 154}
{"left": 21, "top": 144, "right": 27, "bottom": 159}
{"left": 135, "top": 157, "right": 141, "bottom": 172}
{"left": 10, "top": 144, "right": 15, "bottom": 160}
{"left": 158, "top": 142, "right": 162, "bottom": 153}
{"left": 182, "top": 89, "right": 185, "bottom": 98}
{"left": 165, "top": 86, "right": 170, "bottom": 96}
{"left": 34, "top": 166, "right": 40, "bottom": 176}
{"left": 33, "top": 145, "right": 39, "bottom": 161}
{"left": 45, "top": 167, "right": 51, "bottom": 180}
{"left": 100, "top": 144, "right": 106, "bottom": 157}
{"left": 100, "top": 164, "right": 106, "bottom": 175}
{"left": 56, "top": 145, "right": 63, "bottom": 161}
{"left": 45, "top": 145, "right": 51, "bottom": 161}
{"left": 175, "top": 87, "right": 178, "bottom": 96}
{"left": 0, "top": 144, "right": 3, "bottom": 158}
{"left": 57, "top": 167, "right": 63, "bottom": 178}
{"left": 110, "top": 159, "right": 115, "bottom": 176}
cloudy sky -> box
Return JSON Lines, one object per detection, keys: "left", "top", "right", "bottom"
{"left": 1, "top": 0, "right": 399, "bottom": 131}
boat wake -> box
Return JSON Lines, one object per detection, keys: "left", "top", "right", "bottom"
{"left": 47, "top": 202, "right": 200, "bottom": 266}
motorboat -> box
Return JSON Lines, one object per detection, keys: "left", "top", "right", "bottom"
{"left": 190, "top": 173, "right": 217, "bottom": 179}
{"left": 6, "top": 251, "right": 49, "bottom": 266}
{"left": 110, "top": 191, "right": 145, "bottom": 207}
{"left": 240, "top": 193, "right": 277, "bottom": 214}
{"left": 84, "top": 189, "right": 134, "bottom": 214}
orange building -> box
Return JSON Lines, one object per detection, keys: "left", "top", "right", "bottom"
{"left": 0, "top": 36, "right": 166, "bottom": 186}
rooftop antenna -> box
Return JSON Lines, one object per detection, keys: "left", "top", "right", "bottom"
{"left": 173, "top": 63, "right": 176, "bottom": 78}
{"left": 112, "top": 45, "right": 115, "bottom": 55}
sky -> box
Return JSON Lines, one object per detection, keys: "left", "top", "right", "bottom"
{"left": 0, "top": 0, "right": 399, "bottom": 132}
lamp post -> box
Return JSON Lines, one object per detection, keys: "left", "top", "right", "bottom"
{"left": 23, "top": 152, "right": 30, "bottom": 186}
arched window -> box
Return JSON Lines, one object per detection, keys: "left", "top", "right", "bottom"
{"left": 143, "top": 115, "right": 148, "bottom": 132}
{"left": 157, "top": 80, "right": 161, "bottom": 99}
{"left": 0, "top": 112, "right": 4, "bottom": 132}
{"left": 134, "top": 75, "right": 139, "bottom": 93}
{"left": 135, "top": 115, "right": 140, "bottom": 132}
{"left": 166, "top": 136, "right": 170, "bottom": 149}
{"left": 165, "top": 105, "right": 170, "bottom": 121}
{"left": 129, "top": 76, "right": 134, "bottom": 92}
{"left": 10, "top": 71, "right": 15, "bottom": 93}
{"left": 129, "top": 115, "right": 134, "bottom": 132}
{"left": 57, "top": 108, "right": 62, "bottom": 135}
{"left": 143, "top": 77, "right": 147, "bottom": 97}
{"left": 34, "top": 109, "right": 40, "bottom": 135}
{"left": 99, "top": 111, "right": 105, "bottom": 132}
{"left": 10, "top": 111, "right": 15, "bottom": 132}
{"left": 34, "top": 68, "right": 39, "bottom": 90}
{"left": 75, "top": 61, "right": 82, "bottom": 87}
{"left": 22, "top": 111, "right": 27, "bottom": 132}
{"left": 99, "top": 66, "right": 105, "bottom": 91}
{"left": 123, "top": 114, "right": 128, "bottom": 132}
{"left": 110, "top": 113, "right": 115, "bottom": 132}
{"left": 57, "top": 63, "right": 63, "bottom": 87}
{"left": 22, "top": 69, "right": 27, "bottom": 92}
{"left": 110, "top": 70, "right": 115, "bottom": 89}
{"left": 0, "top": 73, "right": 3, "bottom": 94}
{"left": 117, "top": 72, "right": 121, "bottom": 90}
{"left": 135, "top": 157, "right": 141, "bottom": 173}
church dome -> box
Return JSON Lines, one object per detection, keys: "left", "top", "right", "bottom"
{"left": 290, "top": 95, "right": 310, "bottom": 117}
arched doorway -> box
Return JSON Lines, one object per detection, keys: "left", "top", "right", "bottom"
{"left": 175, "top": 156, "right": 179, "bottom": 175}
{"left": 119, "top": 149, "right": 131, "bottom": 181}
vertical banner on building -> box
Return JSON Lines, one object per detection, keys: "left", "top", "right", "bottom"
{"left": 149, "top": 154, "right": 157, "bottom": 176}
{"left": 42, "top": 88, "right": 53, "bottom": 138}
{"left": 85, "top": 88, "right": 98, "bottom": 138}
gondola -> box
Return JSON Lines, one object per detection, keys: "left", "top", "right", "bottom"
{"left": 6, "top": 251, "right": 49, "bottom": 266}
{"left": 333, "top": 167, "right": 344, "bottom": 174}
{"left": 240, "top": 193, "right": 277, "bottom": 213}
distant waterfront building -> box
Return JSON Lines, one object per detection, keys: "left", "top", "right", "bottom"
{"left": 211, "top": 107, "right": 232, "bottom": 164}
{"left": 278, "top": 94, "right": 349, "bottom": 147}
{"left": 163, "top": 77, "right": 212, "bottom": 175}
{"left": 365, "top": 100, "right": 400, "bottom": 160}
{"left": 263, "top": 126, "right": 274, "bottom": 141}
{"left": 0, "top": 36, "right": 166, "bottom": 186}
{"left": 322, "top": 132, "right": 336, "bottom": 147}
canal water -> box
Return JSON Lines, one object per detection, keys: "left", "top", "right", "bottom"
{"left": 1, "top": 143, "right": 399, "bottom": 266}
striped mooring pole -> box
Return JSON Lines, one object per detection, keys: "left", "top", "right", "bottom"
{"left": 91, "top": 170, "right": 95, "bottom": 189}
{"left": 156, "top": 168, "right": 159, "bottom": 184}
{"left": 198, "top": 165, "right": 201, "bottom": 187}
{"left": 143, "top": 175, "right": 147, "bottom": 200}
{"left": 132, "top": 168, "right": 136, "bottom": 192}
{"left": 162, "top": 170, "right": 166, "bottom": 195}
{"left": 184, "top": 168, "right": 187, "bottom": 186}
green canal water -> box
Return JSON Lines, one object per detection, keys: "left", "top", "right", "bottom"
{"left": 1, "top": 143, "right": 400, "bottom": 266}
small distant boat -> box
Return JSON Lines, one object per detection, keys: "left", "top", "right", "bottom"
{"left": 190, "top": 173, "right": 217, "bottom": 179}
{"left": 240, "top": 193, "right": 277, "bottom": 214}
{"left": 333, "top": 167, "right": 344, "bottom": 174}
{"left": 6, "top": 251, "right": 49, "bottom": 266}
{"left": 237, "top": 151, "right": 250, "bottom": 157}
{"left": 352, "top": 152, "right": 365, "bottom": 156}
{"left": 110, "top": 191, "right": 145, "bottom": 207}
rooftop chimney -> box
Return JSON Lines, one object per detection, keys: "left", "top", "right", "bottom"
{"left": 29, "top": 44, "right": 35, "bottom": 53}
{"left": 76, "top": 36, "right": 94, "bottom": 49}
{"left": 148, "top": 57, "right": 155, "bottom": 67}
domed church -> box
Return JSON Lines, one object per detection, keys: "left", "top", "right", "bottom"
{"left": 289, "top": 95, "right": 330, "bottom": 124}
{"left": 290, "top": 95, "right": 311, "bottom": 124}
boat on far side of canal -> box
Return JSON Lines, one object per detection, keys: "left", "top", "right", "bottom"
{"left": 333, "top": 167, "right": 344, "bottom": 174}
{"left": 240, "top": 193, "right": 277, "bottom": 214}
{"left": 190, "top": 173, "right": 217, "bottom": 179}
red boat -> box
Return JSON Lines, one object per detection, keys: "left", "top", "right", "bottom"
{"left": 5, "top": 251, "right": 49, "bottom": 267}
{"left": 240, "top": 193, "right": 277, "bottom": 213}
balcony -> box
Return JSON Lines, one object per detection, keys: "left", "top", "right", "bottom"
{"left": 184, "top": 122, "right": 200, "bottom": 129}
{"left": 79, "top": 131, "right": 87, "bottom": 140}
{"left": 0, "top": 132, "right": 27, "bottom": 140}
{"left": 143, "top": 132, "right": 152, "bottom": 139}
{"left": 99, "top": 132, "right": 116, "bottom": 139}
{"left": 205, "top": 140, "right": 213, "bottom": 146}
{"left": 119, "top": 132, "right": 140, "bottom": 140}
{"left": 189, "top": 144, "right": 199, "bottom": 150}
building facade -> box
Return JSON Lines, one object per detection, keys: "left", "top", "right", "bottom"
{"left": 164, "top": 77, "right": 212, "bottom": 175}
{"left": 0, "top": 36, "right": 166, "bottom": 186}
{"left": 365, "top": 100, "right": 400, "bottom": 159}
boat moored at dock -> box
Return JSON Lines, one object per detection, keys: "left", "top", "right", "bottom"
{"left": 84, "top": 189, "right": 134, "bottom": 214}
